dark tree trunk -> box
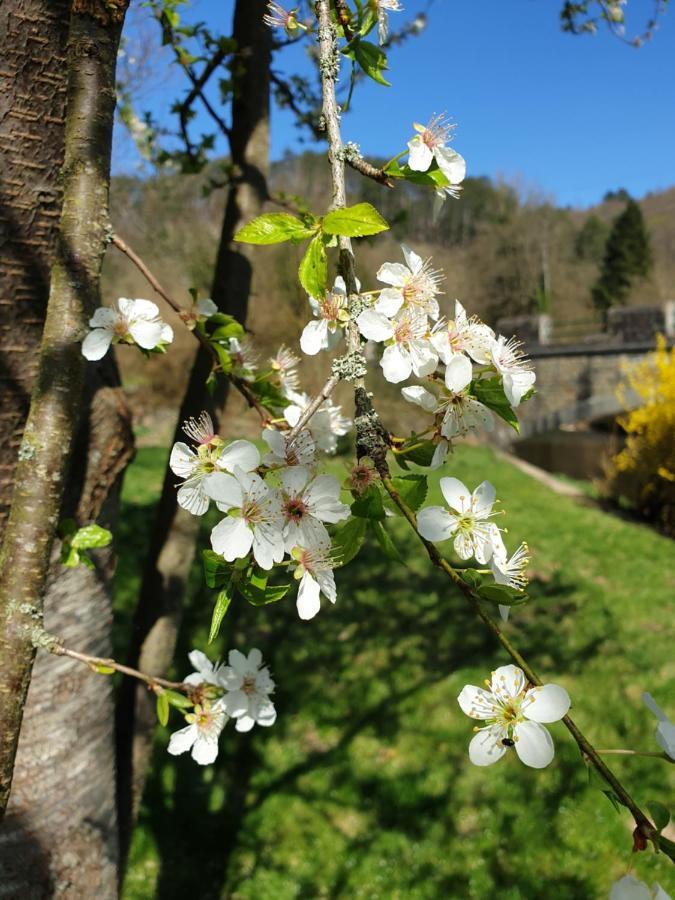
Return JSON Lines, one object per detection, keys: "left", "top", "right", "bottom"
{"left": 0, "top": 5, "right": 131, "bottom": 897}
{"left": 115, "top": 0, "right": 273, "bottom": 862}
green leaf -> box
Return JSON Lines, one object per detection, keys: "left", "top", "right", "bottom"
{"left": 164, "top": 690, "right": 193, "bottom": 710}
{"left": 207, "top": 312, "right": 245, "bottom": 333}
{"left": 470, "top": 377, "right": 520, "bottom": 432}
{"left": 322, "top": 203, "right": 389, "bottom": 238}
{"left": 349, "top": 40, "right": 391, "bottom": 86}
{"left": 252, "top": 378, "right": 290, "bottom": 414}
{"left": 234, "top": 213, "right": 317, "bottom": 245}
{"left": 92, "top": 663, "right": 115, "bottom": 675}
{"left": 238, "top": 579, "right": 291, "bottom": 607}
{"left": 648, "top": 801, "right": 670, "bottom": 832}
{"left": 477, "top": 583, "right": 529, "bottom": 607}
{"left": 60, "top": 544, "right": 80, "bottom": 568}
{"left": 332, "top": 516, "right": 367, "bottom": 568}
{"left": 212, "top": 342, "right": 233, "bottom": 374}
{"left": 383, "top": 159, "right": 450, "bottom": 189}
{"left": 385, "top": 474, "right": 428, "bottom": 514}
{"left": 351, "top": 485, "right": 386, "bottom": 520}
{"left": 202, "top": 550, "right": 233, "bottom": 589}
{"left": 156, "top": 692, "right": 170, "bottom": 727}
{"left": 71, "top": 523, "right": 113, "bottom": 550}
{"left": 602, "top": 789, "right": 623, "bottom": 815}
{"left": 298, "top": 234, "right": 327, "bottom": 298}
{"left": 370, "top": 520, "right": 403, "bottom": 563}
{"left": 459, "top": 568, "right": 484, "bottom": 590}
{"left": 397, "top": 440, "right": 437, "bottom": 468}
{"left": 209, "top": 583, "right": 233, "bottom": 643}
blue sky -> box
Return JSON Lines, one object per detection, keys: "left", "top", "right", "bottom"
{"left": 115, "top": 0, "right": 675, "bottom": 207}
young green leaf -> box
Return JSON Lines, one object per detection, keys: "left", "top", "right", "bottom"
{"left": 351, "top": 485, "right": 386, "bottom": 520}
{"left": 71, "top": 523, "right": 113, "bottom": 550}
{"left": 370, "top": 520, "right": 403, "bottom": 563}
{"left": 234, "top": 213, "right": 317, "bottom": 245}
{"left": 237, "top": 579, "right": 291, "bottom": 606}
{"left": 470, "top": 377, "right": 520, "bottom": 432}
{"left": 397, "top": 440, "right": 437, "bottom": 468}
{"left": 156, "top": 692, "right": 170, "bottom": 727}
{"left": 322, "top": 202, "right": 389, "bottom": 238}
{"left": 164, "top": 690, "right": 193, "bottom": 710}
{"left": 298, "top": 234, "right": 327, "bottom": 298}
{"left": 477, "top": 583, "right": 529, "bottom": 606}
{"left": 383, "top": 159, "right": 450, "bottom": 189}
{"left": 458, "top": 568, "right": 485, "bottom": 590}
{"left": 385, "top": 474, "right": 428, "bottom": 513}
{"left": 92, "top": 663, "right": 115, "bottom": 675}
{"left": 331, "top": 516, "right": 367, "bottom": 568}
{"left": 353, "top": 40, "right": 391, "bottom": 86}
{"left": 202, "top": 550, "right": 233, "bottom": 589}
{"left": 209, "top": 582, "right": 234, "bottom": 643}
{"left": 648, "top": 800, "right": 670, "bottom": 832}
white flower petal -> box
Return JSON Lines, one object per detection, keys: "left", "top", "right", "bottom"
{"left": 457, "top": 685, "right": 499, "bottom": 720}
{"left": 468, "top": 725, "right": 508, "bottom": 767}
{"left": 281, "top": 464, "right": 311, "bottom": 496}
{"left": 167, "top": 724, "right": 196, "bottom": 756}
{"left": 401, "top": 244, "right": 423, "bottom": 274}
{"left": 408, "top": 341, "right": 438, "bottom": 378}
{"left": 219, "top": 440, "right": 260, "bottom": 473}
{"left": 191, "top": 734, "right": 220, "bottom": 765}
{"left": 357, "top": 309, "right": 394, "bottom": 343}
{"left": 255, "top": 698, "right": 277, "bottom": 727}
{"left": 490, "top": 664, "right": 526, "bottom": 701}
{"left": 513, "top": 720, "right": 555, "bottom": 768}
{"left": 434, "top": 146, "right": 466, "bottom": 184}
{"left": 407, "top": 136, "right": 434, "bottom": 172}
{"left": 235, "top": 715, "right": 256, "bottom": 733}
{"left": 300, "top": 319, "right": 329, "bottom": 355}
{"left": 416, "top": 506, "right": 455, "bottom": 542}
{"left": 177, "top": 483, "right": 210, "bottom": 516}
{"left": 297, "top": 572, "right": 322, "bottom": 620}
{"left": 381, "top": 344, "right": 412, "bottom": 383}
{"left": 472, "top": 480, "right": 496, "bottom": 518}
{"left": 439, "top": 477, "right": 471, "bottom": 514}
{"left": 376, "top": 261, "right": 409, "bottom": 287}
{"left": 169, "top": 442, "right": 197, "bottom": 478}
{"left": 211, "top": 516, "right": 252, "bottom": 561}
{"left": 375, "top": 288, "right": 404, "bottom": 317}
{"left": 89, "top": 307, "right": 118, "bottom": 328}
{"left": 609, "top": 875, "right": 653, "bottom": 900}
{"left": 523, "top": 684, "right": 571, "bottom": 724}
{"left": 444, "top": 354, "right": 473, "bottom": 393}
{"left": 430, "top": 439, "right": 449, "bottom": 470}
{"left": 197, "top": 298, "right": 218, "bottom": 316}
{"left": 401, "top": 385, "right": 437, "bottom": 411}
{"left": 82, "top": 329, "right": 113, "bottom": 361}
{"left": 223, "top": 689, "right": 249, "bottom": 717}
{"left": 203, "top": 473, "right": 243, "bottom": 509}
{"left": 129, "top": 319, "right": 164, "bottom": 350}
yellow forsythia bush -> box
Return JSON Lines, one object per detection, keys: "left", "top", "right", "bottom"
{"left": 604, "top": 334, "right": 675, "bottom": 535}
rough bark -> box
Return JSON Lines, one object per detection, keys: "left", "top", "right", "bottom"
{"left": 115, "top": 0, "right": 272, "bottom": 860}
{"left": 0, "top": 0, "right": 128, "bottom": 819}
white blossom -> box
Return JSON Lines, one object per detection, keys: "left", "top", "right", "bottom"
{"left": 220, "top": 648, "right": 276, "bottom": 732}
{"left": 206, "top": 468, "right": 284, "bottom": 570}
{"left": 292, "top": 543, "right": 338, "bottom": 620}
{"left": 228, "top": 336, "right": 258, "bottom": 380}
{"left": 610, "top": 875, "right": 671, "bottom": 900}
{"left": 643, "top": 692, "right": 675, "bottom": 760}
{"left": 401, "top": 384, "right": 493, "bottom": 439}
{"left": 262, "top": 427, "right": 317, "bottom": 468}
{"left": 458, "top": 664, "right": 570, "bottom": 768}
{"left": 430, "top": 301, "right": 496, "bottom": 391}
{"left": 417, "top": 477, "right": 502, "bottom": 563}
{"left": 279, "top": 466, "right": 350, "bottom": 552}
{"left": 183, "top": 648, "right": 227, "bottom": 687}
{"left": 407, "top": 114, "right": 466, "bottom": 188}
{"left": 167, "top": 699, "right": 229, "bottom": 765}
{"left": 197, "top": 297, "right": 218, "bottom": 317}
{"left": 490, "top": 541, "right": 530, "bottom": 622}
{"left": 284, "top": 391, "right": 352, "bottom": 454}
{"left": 358, "top": 308, "right": 437, "bottom": 384}
{"left": 374, "top": 245, "right": 443, "bottom": 320}
{"left": 170, "top": 418, "right": 260, "bottom": 516}
{"left": 300, "top": 277, "right": 353, "bottom": 356}
{"left": 82, "top": 297, "right": 173, "bottom": 360}
{"left": 263, "top": 0, "right": 303, "bottom": 32}
{"left": 490, "top": 335, "right": 536, "bottom": 407}
{"left": 270, "top": 344, "right": 301, "bottom": 396}
{"left": 375, "top": 0, "right": 402, "bottom": 43}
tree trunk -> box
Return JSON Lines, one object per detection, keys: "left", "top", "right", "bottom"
{"left": 115, "top": 0, "right": 272, "bottom": 861}
{"left": 0, "top": 0, "right": 130, "bottom": 884}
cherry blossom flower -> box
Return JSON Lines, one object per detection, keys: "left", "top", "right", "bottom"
{"left": 291, "top": 543, "right": 337, "bottom": 620}
{"left": 220, "top": 648, "right": 276, "bottom": 732}
{"left": 183, "top": 648, "right": 227, "bottom": 687}
{"left": 270, "top": 345, "right": 301, "bottom": 396}
{"left": 206, "top": 468, "right": 284, "bottom": 570}
{"left": 375, "top": 0, "right": 402, "bottom": 43}
{"left": 610, "top": 875, "right": 671, "bottom": 900}
{"left": 407, "top": 114, "right": 466, "bottom": 187}
{"left": 167, "top": 699, "right": 229, "bottom": 765}
{"left": 490, "top": 541, "right": 530, "bottom": 622}
{"left": 490, "top": 335, "right": 536, "bottom": 407}
{"left": 170, "top": 419, "right": 260, "bottom": 516}
{"left": 430, "top": 301, "right": 495, "bottom": 392}
{"left": 262, "top": 427, "right": 317, "bottom": 468}
{"left": 228, "top": 336, "right": 258, "bottom": 380}
{"left": 417, "top": 477, "right": 501, "bottom": 563}
{"left": 82, "top": 298, "right": 173, "bottom": 360}
{"left": 263, "top": 1, "right": 303, "bottom": 32}
{"left": 401, "top": 385, "right": 493, "bottom": 439}
{"left": 373, "top": 245, "right": 443, "bottom": 319}
{"left": 458, "top": 664, "right": 571, "bottom": 768}
{"left": 358, "top": 308, "right": 438, "bottom": 384}
{"left": 284, "top": 391, "right": 352, "bottom": 454}
{"left": 300, "top": 277, "right": 353, "bottom": 356}
{"left": 643, "top": 692, "right": 675, "bottom": 760}
{"left": 280, "top": 466, "right": 350, "bottom": 552}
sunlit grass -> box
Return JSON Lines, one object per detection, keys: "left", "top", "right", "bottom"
{"left": 118, "top": 444, "right": 675, "bottom": 899}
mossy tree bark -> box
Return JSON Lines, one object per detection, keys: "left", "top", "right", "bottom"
{"left": 0, "top": 0, "right": 129, "bottom": 835}
{"left": 115, "top": 0, "right": 272, "bottom": 860}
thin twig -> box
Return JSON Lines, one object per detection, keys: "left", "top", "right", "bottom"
{"left": 110, "top": 232, "right": 272, "bottom": 424}
{"left": 287, "top": 373, "right": 340, "bottom": 441}
{"left": 345, "top": 154, "right": 394, "bottom": 187}
{"left": 596, "top": 749, "right": 673, "bottom": 762}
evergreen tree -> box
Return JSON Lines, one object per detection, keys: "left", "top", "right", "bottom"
{"left": 592, "top": 199, "right": 652, "bottom": 314}
{"left": 574, "top": 213, "right": 609, "bottom": 263}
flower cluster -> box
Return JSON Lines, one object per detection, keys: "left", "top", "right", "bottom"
{"left": 169, "top": 411, "right": 350, "bottom": 619}
{"left": 168, "top": 648, "right": 275, "bottom": 764}
{"left": 82, "top": 297, "right": 174, "bottom": 360}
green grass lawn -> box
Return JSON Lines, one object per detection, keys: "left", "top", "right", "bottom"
{"left": 117, "top": 444, "right": 675, "bottom": 900}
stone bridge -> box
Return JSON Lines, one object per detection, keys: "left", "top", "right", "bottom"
{"left": 493, "top": 304, "right": 674, "bottom": 441}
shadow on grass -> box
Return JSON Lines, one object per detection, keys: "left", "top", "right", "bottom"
{"left": 116, "top": 492, "right": 602, "bottom": 899}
